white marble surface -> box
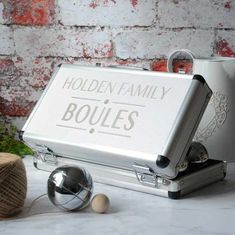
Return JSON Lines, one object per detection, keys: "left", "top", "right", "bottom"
{"left": 1, "top": 157, "right": 235, "bottom": 235}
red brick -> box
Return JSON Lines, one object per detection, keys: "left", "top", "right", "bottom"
{"left": 0, "top": 96, "right": 35, "bottom": 117}
{"left": 116, "top": 59, "right": 138, "bottom": 66}
{"left": 0, "top": 58, "right": 16, "bottom": 75}
{"left": 152, "top": 59, "right": 193, "bottom": 74}
{"left": 172, "top": 60, "right": 193, "bottom": 74}
{"left": 224, "top": 1, "right": 232, "bottom": 10}
{"left": 11, "top": 0, "right": 55, "bottom": 25}
{"left": 216, "top": 39, "right": 235, "bottom": 57}
{"left": 130, "top": 0, "right": 138, "bottom": 8}
{"left": 152, "top": 59, "right": 167, "bottom": 72}
{"left": 28, "top": 58, "right": 55, "bottom": 88}
{"left": 25, "top": 57, "right": 78, "bottom": 89}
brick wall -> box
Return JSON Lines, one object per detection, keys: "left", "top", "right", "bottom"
{"left": 0, "top": 0, "right": 235, "bottom": 128}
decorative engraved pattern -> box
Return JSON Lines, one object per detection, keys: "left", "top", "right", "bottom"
{"left": 194, "top": 91, "right": 229, "bottom": 142}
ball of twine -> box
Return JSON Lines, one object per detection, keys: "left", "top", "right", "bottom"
{"left": 0, "top": 153, "right": 27, "bottom": 218}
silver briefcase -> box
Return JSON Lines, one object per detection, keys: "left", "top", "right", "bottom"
{"left": 20, "top": 64, "right": 226, "bottom": 199}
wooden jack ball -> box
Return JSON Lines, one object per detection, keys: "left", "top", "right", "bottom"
{"left": 91, "top": 194, "right": 110, "bottom": 214}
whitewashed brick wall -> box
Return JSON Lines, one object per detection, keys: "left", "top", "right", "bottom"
{"left": 114, "top": 29, "right": 214, "bottom": 59}
{"left": 57, "top": 0, "right": 156, "bottom": 26}
{"left": 0, "top": 25, "right": 14, "bottom": 55}
{"left": 158, "top": 0, "right": 235, "bottom": 28}
{"left": 0, "top": 0, "right": 235, "bottom": 128}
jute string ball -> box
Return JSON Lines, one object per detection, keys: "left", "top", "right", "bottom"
{"left": 0, "top": 153, "right": 27, "bottom": 218}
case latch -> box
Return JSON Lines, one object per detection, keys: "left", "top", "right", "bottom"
{"left": 133, "top": 163, "right": 157, "bottom": 187}
{"left": 34, "top": 145, "right": 57, "bottom": 165}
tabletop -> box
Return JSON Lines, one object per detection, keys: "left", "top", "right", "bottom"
{"left": 1, "top": 156, "right": 235, "bottom": 235}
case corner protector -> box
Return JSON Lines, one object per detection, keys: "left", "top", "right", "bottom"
{"left": 193, "top": 74, "right": 206, "bottom": 85}
{"left": 156, "top": 155, "right": 170, "bottom": 169}
{"left": 168, "top": 190, "right": 181, "bottom": 199}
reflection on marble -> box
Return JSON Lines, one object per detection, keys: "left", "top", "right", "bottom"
{"left": 1, "top": 157, "right": 235, "bottom": 235}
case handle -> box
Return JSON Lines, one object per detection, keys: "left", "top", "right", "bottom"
{"left": 95, "top": 63, "right": 149, "bottom": 71}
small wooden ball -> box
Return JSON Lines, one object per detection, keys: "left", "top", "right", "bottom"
{"left": 0, "top": 153, "right": 27, "bottom": 218}
{"left": 91, "top": 194, "right": 109, "bottom": 214}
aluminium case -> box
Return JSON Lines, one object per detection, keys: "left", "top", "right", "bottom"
{"left": 20, "top": 64, "right": 225, "bottom": 198}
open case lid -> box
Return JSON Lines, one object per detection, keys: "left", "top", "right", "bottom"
{"left": 21, "top": 64, "right": 211, "bottom": 179}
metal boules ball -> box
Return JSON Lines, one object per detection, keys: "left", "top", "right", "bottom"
{"left": 47, "top": 165, "right": 93, "bottom": 211}
{"left": 187, "top": 142, "right": 209, "bottom": 163}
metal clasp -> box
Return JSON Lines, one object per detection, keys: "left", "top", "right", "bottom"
{"left": 37, "top": 152, "right": 57, "bottom": 165}
{"left": 133, "top": 163, "right": 157, "bottom": 187}
{"left": 34, "top": 145, "right": 57, "bottom": 165}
